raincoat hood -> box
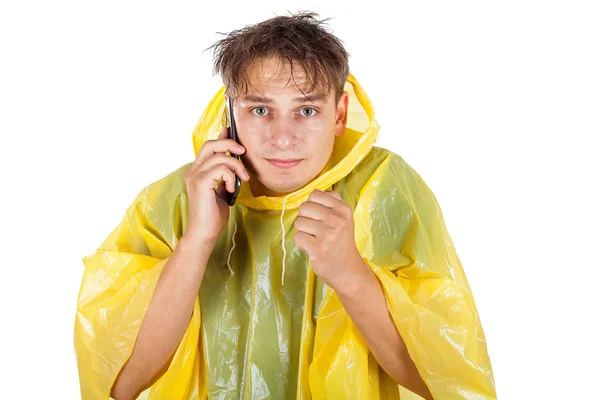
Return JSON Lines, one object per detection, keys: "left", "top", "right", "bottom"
{"left": 190, "top": 73, "right": 379, "bottom": 211}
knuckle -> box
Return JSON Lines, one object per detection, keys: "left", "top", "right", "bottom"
{"left": 184, "top": 172, "right": 194, "bottom": 184}
{"left": 293, "top": 233, "right": 303, "bottom": 247}
{"left": 341, "top": 205, "right": 352, "bottom": 218}
{"left": 198, "top": 140, "right": 214, "bottom": 152}
{"left": 339, "top": 203, "right": 352, "bottom": 219}
{"left": 217, "top": 164, "right": 230, "bottom": 175}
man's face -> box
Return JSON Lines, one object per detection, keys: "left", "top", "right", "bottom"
{"left": 232, "top": 57, "right": 349, "bottom": 197}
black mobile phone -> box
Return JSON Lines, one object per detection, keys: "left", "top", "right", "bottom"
{"left": 226, "top": 97, "right": 242, "bottom": 206}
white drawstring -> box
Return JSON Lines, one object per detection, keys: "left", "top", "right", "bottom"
{"left": 226, "top": 217, "right": 237, "bottom": 275}
{"left": 227, "top": 194, "right": 291, "bottom": 284}
{"left": 280, "top": 195, "right": 290, "bottom": 285}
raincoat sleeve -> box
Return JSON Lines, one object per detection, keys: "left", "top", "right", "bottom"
{"left": 364, "top": 154, "right": 496, "bottom": 399}
{"left": 74, "top": 169, "right": 205, "bottom": 400}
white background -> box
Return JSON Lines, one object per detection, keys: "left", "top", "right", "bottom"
{"left": 1, "top": 1, "right": 598, "bottom": 398}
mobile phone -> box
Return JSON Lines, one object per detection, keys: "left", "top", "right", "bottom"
{"left": 226, "top": 96, "right": 242, "bottom": 206}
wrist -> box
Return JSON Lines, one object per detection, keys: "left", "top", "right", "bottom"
{"left": 178, "top": 233, "right": 217, "bottom": 255}
{"left": 331, "top": 256, "right": 373, "bottom": 299}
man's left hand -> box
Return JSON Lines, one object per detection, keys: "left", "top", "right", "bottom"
{"left": 293, "top": 189, "right": 368, "bottom": 291}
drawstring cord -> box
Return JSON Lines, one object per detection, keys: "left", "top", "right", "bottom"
{"left": 226, "top": 216, "right": 237, "bottom": 275}
{"left": 226, "top": 193, "right": 292, "bottom": 285}
{"left": 280, "top": 195, "right": 290, "bottom": 285}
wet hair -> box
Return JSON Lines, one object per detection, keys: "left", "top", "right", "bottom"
{"left": 207, "top": 11, "right": 350, "bottom": 103}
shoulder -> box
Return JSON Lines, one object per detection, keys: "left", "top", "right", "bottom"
{"left": 96, "top": 162, "right": 193, "bottom": 255}
{"left": 126, "top": 162, "right": 193, "bottom": 224}
{"left": 347, "top": 149, "right": 458, "bottom": 279}
{"left": 343, "top": 145, "right": 446, "bottom": 236}
{"left": 342, "top": 146, "right": 433, "bottom": 205}
{"left": 346, "top": 146, "right": 418, "bottom": 182}
{"left": 142, "top": 162, "right": 192, "bottom": 202}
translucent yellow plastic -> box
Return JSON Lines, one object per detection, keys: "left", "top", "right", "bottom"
{"left": 75, "top": 73, "right": 496, "bottom": 399}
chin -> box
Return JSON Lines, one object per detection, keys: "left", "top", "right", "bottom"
{"left": 264, "top": 178, "right": 307, "bottom": 194}
{"left": 249, "top": 158, "right": 327, "bottom": 196}
{"left": 250, "top": 173, "right": 311, "bottom": 196}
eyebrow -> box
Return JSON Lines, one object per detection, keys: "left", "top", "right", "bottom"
{"left": 241, "top": 93, "right": 327, "bottom": 104}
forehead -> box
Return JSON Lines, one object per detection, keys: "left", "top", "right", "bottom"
{"left": 243, "top": 56, "right": 328, "bottom": 98}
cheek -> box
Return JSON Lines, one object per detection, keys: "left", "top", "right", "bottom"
{"left": 241, "top": 142, "right": 261, "bottom": 172}
{"left": 303, "top": 116, "right": 331, "bottom": 132}
{"left": 305, "top": 126, "right": 336, "bottom": 157}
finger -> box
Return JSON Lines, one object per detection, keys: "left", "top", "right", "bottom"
{"left": 294, "top": 231, "right": 318, "bottom": 253}
{"left": 297, "top": 201, "right": 330, "bottom": 222}
{"left": 215, "top": 180, "right": 229, "bottom": 198}
{"left": 204, "top": 164, "right": 237, "bottom": 193}
{"left": 293, "top": 216, "right": 320, "bottom": 237}
{"left": 193, "top": 138, "right": 246, "bottom": 169}
{"left": 218, "top": 126, "right": 228, "bottom": 140}
{"left": 197, "top": 154, "right": 250, "bottom": 181}
{"left": 307, "top": 189, "right": 340, "bottom": 209}
{"left": 325, "top": 190, "right": 343, "bottom": 201}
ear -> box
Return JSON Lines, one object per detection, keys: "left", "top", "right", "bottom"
{"left": 335, "top": 91, "right": 349, "bottom": 137}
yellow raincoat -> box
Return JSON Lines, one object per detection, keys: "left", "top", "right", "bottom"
{"left": 75, "top": 73, "right": 496, "bottom": 399}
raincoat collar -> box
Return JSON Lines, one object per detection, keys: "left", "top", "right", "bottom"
{"left": 191, "top": 73, "right": 380, "bottom": 211}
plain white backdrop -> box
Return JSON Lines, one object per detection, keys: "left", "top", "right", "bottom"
{"left": 1, "top": 1, "right": 598, "bottom": 398}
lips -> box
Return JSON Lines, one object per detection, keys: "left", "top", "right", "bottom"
{"left": 266, "top": 158, "right": 303, "bottom": 169}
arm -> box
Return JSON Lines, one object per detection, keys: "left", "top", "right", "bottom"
{"left": 110, "top": 234, "right": 216, "bottom": 400}
{"left": 293, "top": 160, "right": 495, "bottom": 398}
{"left": 335, "top": 258, "right": 434, "bottom": 400}
{"left": 294, "top": 189, "right": 434, "bottom": 398}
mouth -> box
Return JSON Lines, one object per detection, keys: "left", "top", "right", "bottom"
{"left": 266, "top": 158, "right": 303, "bottom": 169}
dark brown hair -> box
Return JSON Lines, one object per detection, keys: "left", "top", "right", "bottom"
{"left": 207, "top": 11, "right": 350, "bottom": 103}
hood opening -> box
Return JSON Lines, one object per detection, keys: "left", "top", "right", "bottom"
{"left": 191, "top": 73, "right": 380, "bottom": 211}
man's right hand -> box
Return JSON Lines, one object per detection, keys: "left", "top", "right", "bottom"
{"left": 111, "top": 138, "right": 246, "bottom": 399}
{"left": 183, "top": 126, "right": 249, "bottom": 243}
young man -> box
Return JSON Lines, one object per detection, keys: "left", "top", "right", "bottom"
{"left": 74, "top": 12, "right": 496, "bottom": 400}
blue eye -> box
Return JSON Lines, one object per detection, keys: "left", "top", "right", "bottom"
{"left": 300, "top": 107, "right": 317, "bottom": 117}
{"left": 251, "top": 107, "right": 269, "bottom": 116}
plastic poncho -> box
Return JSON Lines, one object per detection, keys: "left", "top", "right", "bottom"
{"left": 74, "top": 73, "right": 496, "bottom": 399}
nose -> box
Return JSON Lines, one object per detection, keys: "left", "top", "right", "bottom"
{"left": 269, "top": 115, "right": 297, "bottom": 150}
